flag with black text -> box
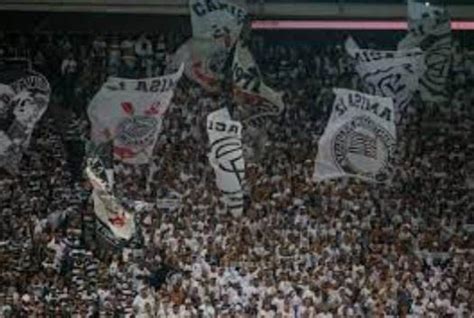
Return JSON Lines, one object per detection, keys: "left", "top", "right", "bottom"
{"left": 346, "top": 40, "right": 424, "bottom": 123}
{"left": 207, "top": 108, "right": 245, "bottom": 217}
{"left": 88, "top": 66, "right": 183, "bottom": 164}
{"left": 314, "top": 88, "right": 396, "bottom": 183}
{"left": 398, "top": 0, "right": 452, "bottom": 102}
{"left": 0, "top": 68, "right": 50, "bottom": 174}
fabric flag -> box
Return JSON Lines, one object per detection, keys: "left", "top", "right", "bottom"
{"left": 0, "top": 68, "right": 50, "bottom": 173}
{"left": 398, "top": 0, "right": 452, "bottom": 102}
{"left": 170, "top": 39, "right": 194, "bottom": 83}
{"left": 172, "top": 38, "right": 224, "bottom": 92}
{"left": 207, "top": 108, "right": 245, "bottom": 217}
{"left": 185, "top": 0, "right": 248, "bottom": 92}
{"left": 232, "top": 42, "right": 284, "bottom": 128}
{"left": 88, "top": 65, "right": 183, "bottom": 164}
{"left": 86, "top": 168, "right": 135, "bottom": 240}
{"left": 85, "top": 153, "right": 136, "bottom": 241}
{"left": 346, "top": 39, "right": 424, "bottom": 124}
{"left": 313, "top": 88, "right": 396, "bottom": 183}
{"left": 345, "top": 36, "right": 359, "bottom": 52}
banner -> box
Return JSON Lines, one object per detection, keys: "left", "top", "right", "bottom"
{"left": 232, "top": 42, "right": 284, "bottom": 128}
{"left": 0, "top": 69, "right": 50, "bottom": 173}
{"left": 85, "top": 155, "right": 136, "bottom": 241}
{"left": 207, "top": 108, "right": 245, "bottom": 216}
{"left": 398, "top": 0, "right": 452, "bottom": 102}
{"left": 346, "top": 40, "right": 424, "bottom": 123}
{"left": 88, "top": 66, "right": 183, "bottom": 164}
{"left": 186, "top": 0, "right": 248, "bottom": 92}
{"left": 190, "top": 0, "right": 247, "bottom": 42}
{"left": 156, "top": 198, "right": 181, "bottom": 210}
{"left": 313, "top": 88, "right": 396, "bottom": 183}
{"left": 173, "top": 38, "right": 227, "bottom": 92}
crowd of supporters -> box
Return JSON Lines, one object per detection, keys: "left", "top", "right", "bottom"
{"left": 0, "top": 28, "right": 474, "bottom": 317}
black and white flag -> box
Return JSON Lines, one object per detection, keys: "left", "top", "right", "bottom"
{"left": 232, "top": 42, "right": 284, "bottom": 129}
{"left": 398, "top": 0, "right": 452, "bottom": 102}
{"left": 313, "top": 89, "right": 396, "bottom": 183}
{"left": 0, "top": 68, "right": 50, "bottom": 173}
{"left": 207, "top": 108, "right": 245, "bottom": 217}
{"left": 176, "top": 0, "right": 248, "bottom": 92}
{"left": 346, "top": 39, "right": 425, "bottom": 124}
{"left": 85, "top": 149, "right": 136, "bottom": 241}
{"left": 87, "top": 66, "right": 184, "bottom": 165}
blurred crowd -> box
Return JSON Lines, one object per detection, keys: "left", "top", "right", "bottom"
{"left": 1, "top": 28, "right": 474, "bottom": 317}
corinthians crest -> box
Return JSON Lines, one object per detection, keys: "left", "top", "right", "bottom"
{"left": 116, "top": 116, "right": 158, "bottom": 146}
{"left": 332, "top": 116, "right": 395, "bottom": 181}
{"left": 314, "top": 88, "right": 396, "bottom": 183}
{"left": 113, "top": 101, "right": 160, "bottom": 161}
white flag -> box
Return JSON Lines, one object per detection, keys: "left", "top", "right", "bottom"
{"left": 173, "top": 38, "right": 227, "bottom": 92}
{"left": 314, "top": 89, "right": 396, "bottom": 183}
{"left": 232, "top": 42, "right": 284, "bottom": 127}
{"left": 88, "top": 66, "right": 183, "bottom": 164}
{"left": 345, "top": 36, "right": 360, "bottom": 51}
{"left": 207, "top": 108, "right": 245, "bottom": 217}
{"left": 0, "top": 70, "right": 50, "bottom": 173}
{"left": 190, "top": 0, "right": 247, "bottom": 42}
{"left": 187, "top": 0, "right": 248, "bottom": 92}
{"left": 398, "top": 0, "right": 452, "bottom": 102}
{"left": 86, "top": 166, "right": 136, "bottom": 241}
{"left": 347, "top": 40, "right": 424, "bottom": 123}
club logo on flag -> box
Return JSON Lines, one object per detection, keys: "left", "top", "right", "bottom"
{"left": 0, "top": 69, "right": 50, "bottom": 174}
{"left": 314, "top": 89, "right": 396, "bottom": 183}
{"left": 398, "top": 0, "right": 452, "bottom": 102}
{"left": 346, "top": 40, "right": 424, "bottom": 124}
{"left": 88, "top": 66, "right": 183, "bottom": 164}
{"left": 207, "top": 108, "right": 245, "bottom": 216}
{"left": 332, "top": 116, "right": 394, "bottom": 180}
{"left": 116, "top": 116, "right": 158, "bottom": 145}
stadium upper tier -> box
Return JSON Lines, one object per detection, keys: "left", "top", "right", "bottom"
{"left": 1, "top": 0, "right": 474, "bottom": 19}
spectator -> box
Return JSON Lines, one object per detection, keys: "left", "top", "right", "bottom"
{"left": 0, "top": 28, "right": 473, "bottom": 317}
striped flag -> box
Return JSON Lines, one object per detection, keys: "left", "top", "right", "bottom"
{"left": 348, "top": 131, "right": 378, "bottom": 159}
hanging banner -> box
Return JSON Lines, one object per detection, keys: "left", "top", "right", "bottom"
{"left": 346, "top": 40, "right": 424, "bottom": 123}
{"left": 398, "top": 0, "right": 452, "bottom": 102}
{"left": 87, "top": 65, "right": 183, "bottom": 164}
{"left": 186, "top": 0, "right": 248, "bottom": 92}
{"left": 85, "top": 156, "right": 136, "bottom": 241}
{"left": 0, "top": 68, "right": 50, "bottom": 173}
{"left": 314, "top": 88, "right": 396, "bottom": 183}
{"left": 232, "top": 42, "right": 284, "bottom": 128}
{"left": 190, "top": 0, "right": 248, "bottom": 42}
{"left": 207, "top": 108, "right": 245, "bottom": 216}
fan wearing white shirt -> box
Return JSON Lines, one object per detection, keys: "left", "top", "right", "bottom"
{"left": 132, "top": 287, "right": 155, "bottom": 317}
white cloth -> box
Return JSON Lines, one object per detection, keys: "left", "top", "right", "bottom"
{"left": 314, "top": 88, "right": 396, "bottom": 183}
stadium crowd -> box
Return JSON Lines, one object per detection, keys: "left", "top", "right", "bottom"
{"left": 1, "top": 28, "right": 474, "bottom": 318}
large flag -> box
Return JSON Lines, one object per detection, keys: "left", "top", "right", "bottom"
{"left": 232, "top": 42, "right": 284, "bottom": 128}
{"left": 313, "top": 88, "right": 396, "bottom": 183}
{"left": 398, "top": 0, "right": 452, "bottom": 102}
{"left": 88, "top": 66, "right": 183, "bottom": 164}
{"left": 346, "top": 40, "right": 424, "bottom": 123}
{"left": 181, "top": 0, "right": 248, "bottom": 92}
{"left": 172, "top": 38, "right": 225, "bottom": 92}
{"left": 207, "top": 108, "right": 245, "bottom": 217}
{"left": 0, "top": 68, "right": 50, "bottom": 173}
{"left": 85, "top": 149, "right": 136, "bottom": 241}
